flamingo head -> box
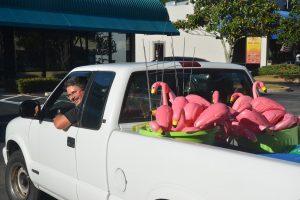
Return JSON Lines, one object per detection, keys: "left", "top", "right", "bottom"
{"left": 151, "top": 82, "right": 160, "bottom": 94}
{"left": 257, "top": 81, "right": 267, "bottom": 93}
{"left": 229, "top": 92, "right": 244, "bottom": 103}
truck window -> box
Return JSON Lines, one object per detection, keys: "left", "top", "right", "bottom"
{"left": 42, "top": 72, "right": 91, "bottom": 122}
{"left": 80, "top": 71, "right": 115, "bottom": 130}
{"left": 119, "top": 69, "right": 252, "bottom": 123}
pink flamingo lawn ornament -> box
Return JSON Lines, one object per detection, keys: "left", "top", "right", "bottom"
{"left": 149, "top": 105, "right": 173, "bottom": 133}
{"left": 251, "top": 81, "right": 286, "bottom": 113}
{"left": 171, "top": 90, "right": 220, "bottom": 131}
{"left": 194, "top": 102, "right": 230, "bottom": 130}
{"left": 229, "top": 92, "right": 253, "bottom": 113}
{"left": 224, "top": 121, "right": 258, "bottom": 142}
{"left": 151, "top": 81, "right": 176, "bottom": 105}
{"left": 270, "top": 113, "right": 299, "bottom": 131}
{"left": 149, "top": 82, "right": 175, "bottom": 133}
{"left": 185, "top": 94, "right": 211, "bottom": 108}
{"left": 235, "top": 109, "right": 271, "bottom": 134}
{"left": 171, "top": 96, "right": 205, "bottom": 132}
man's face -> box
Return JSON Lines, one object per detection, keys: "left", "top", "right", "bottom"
{"left": 66, "top": 85, "right": 85, "bottom": 106}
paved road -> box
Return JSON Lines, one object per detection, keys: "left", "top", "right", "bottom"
{"left": 0, "top": 84, "right": 299, "bottom": 199}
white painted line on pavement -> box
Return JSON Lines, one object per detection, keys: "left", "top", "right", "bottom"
{"left": 0, "top": 94, "right": 46, "bottom": 105}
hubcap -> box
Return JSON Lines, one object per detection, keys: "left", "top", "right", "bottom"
{"left": 12, "top": 166, "right": 29, "bottom": 199}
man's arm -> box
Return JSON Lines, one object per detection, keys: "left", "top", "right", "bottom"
{"left": 53, "top": 114, "right": 71, "bottom": 129}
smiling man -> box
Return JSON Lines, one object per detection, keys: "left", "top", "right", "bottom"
{"left": 53, "top": 77, "right": 87, "bottom": 129}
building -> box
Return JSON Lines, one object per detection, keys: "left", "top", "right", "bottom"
{"left": 0, "top": 0, "right": 179, "bottom": 87}
{"left": 136, "top": 1, "right": 228, "bottom": 63}
{"left": 135, "top": 0, "right": 295, "bottom": 69}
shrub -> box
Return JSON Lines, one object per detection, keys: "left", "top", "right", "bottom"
{"left": 16, "top": 77, "right": 60, "bottom": 93}
{"left": 258, "top": 64, "right": 300, "bottom": 76}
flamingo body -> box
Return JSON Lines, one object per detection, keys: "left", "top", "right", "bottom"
{"left": 171, "top": 96, "right": 188, "bottom": 126}
{"left": 155, "top": 105, "right": 173, "bottom": 130}
{"left": 262, "top": 109, "right": 286, "bottom": 125}
{"left": 230, "top": 93, "right": 253, "bottom": 113}
{"left": 184, "top": 102, "right": 205, "bottom": 126}
{"left": 270, "top": 113, "right": 298, "bottom": 131}
{"left": 236, "top": 109, "right": 271, "bottom": 133}
{"left": 251, "top": 97, "right": 286, "bottom": 113}
{"left": 194, "top": 103, "right": 230, "bottom": 130}
{"left": 186, "top": 94, "right": 211, "bottom": 108}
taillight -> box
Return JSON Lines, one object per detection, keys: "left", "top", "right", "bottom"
{"left": 179, "top": 61, "right": 201, "bottom": 68}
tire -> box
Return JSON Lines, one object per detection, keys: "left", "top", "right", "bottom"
{"left": 5, "top": 150, "right": 40, "bottom": 200}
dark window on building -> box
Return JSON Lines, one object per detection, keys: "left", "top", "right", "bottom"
{"left": 153, "top": 42, "right": 164, "bottom": 61}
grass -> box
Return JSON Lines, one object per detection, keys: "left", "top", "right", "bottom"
{"left": 254, "top": 75, "right": 300, "bottom": 83}
{"left": 254, "top": 75, "right": 296, "bottom": 91}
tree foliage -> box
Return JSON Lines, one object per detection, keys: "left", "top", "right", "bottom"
{"left": 277, "top": 0, "right": 300, "bottom": 46}
{"left": 160, "top": 0, "right": 169, "bottom": 5}
{"left": 174, "top": 0, "right": 281, "bottom": 62}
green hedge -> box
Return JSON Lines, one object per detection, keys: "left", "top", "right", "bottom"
{"left": 16, "top": 77, "right": 61, "bottom": 93}
{"left": 258, "top": 64, "right": 300, "bottom": 76}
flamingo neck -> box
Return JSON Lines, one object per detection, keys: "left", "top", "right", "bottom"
{"left": 252, "top": 82, "right": 259, "bottom": 98}
{"left": 212, "top": 91, "right": 219, "bottom": 103}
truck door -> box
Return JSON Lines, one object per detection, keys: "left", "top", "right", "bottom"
{"left": 75, "top": 71, "right": 115, "bottom": 200}
{"left": 28, "top": 72, "right": 91, "bottom": 200}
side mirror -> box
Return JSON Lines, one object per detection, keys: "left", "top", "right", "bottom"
{"left": 19, "top": 100, "right": 41, "bottom": 118}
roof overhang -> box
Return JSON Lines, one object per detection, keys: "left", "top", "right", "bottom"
{"left": 0, "top": 0, "right": 179, "bottom": 35}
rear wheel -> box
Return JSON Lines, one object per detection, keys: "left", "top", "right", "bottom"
{"left": 5, "top": 150, "right": 40, "bottom": 200}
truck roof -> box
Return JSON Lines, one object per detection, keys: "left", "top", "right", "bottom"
{"left": 71, "top": 61, "right": 249, "bottom": 73}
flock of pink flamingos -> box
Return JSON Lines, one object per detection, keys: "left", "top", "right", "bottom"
{"left": 149, "top": 81, "right": 300, "bottom": 142}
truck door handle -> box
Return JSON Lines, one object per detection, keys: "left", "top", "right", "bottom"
{"left": 67, "top": 137, "right": 75, "bottom": 148}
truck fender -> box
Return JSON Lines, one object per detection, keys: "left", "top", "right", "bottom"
{"left": 5, "top": 136, "right": 38, "bottom": 185}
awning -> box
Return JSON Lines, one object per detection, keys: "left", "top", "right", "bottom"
{"left": 0, "top": 0, "right": 179, "bottom": 35}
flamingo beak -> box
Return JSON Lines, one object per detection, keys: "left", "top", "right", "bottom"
{"left": 229, "top": 96, "right": 235, "bottom": 103}
{"left": 157, "top": 128, "right": 163, "bottom": 134}
{"left": 151, "top": 88, "right": 156, "bottom": 94}
{"left": 261, "top": 86, "right": 267, "bottom": 93}
{"left": 172, "top": 119, "right": 178, "bottom": 127}
{"left": 151, "top": 109, "right": 157, "bottom": 116}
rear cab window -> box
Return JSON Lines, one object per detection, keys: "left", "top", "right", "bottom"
{"left": 119, "top": 68, "right": 253, "bottom": 123}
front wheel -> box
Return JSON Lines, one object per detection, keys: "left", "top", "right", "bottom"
{"left": 5, "top": 150, "right": 40, "bottom": 200}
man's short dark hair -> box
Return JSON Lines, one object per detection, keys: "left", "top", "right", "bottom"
{"left": 64, "top": 76, "right": 87, "bottom": 90}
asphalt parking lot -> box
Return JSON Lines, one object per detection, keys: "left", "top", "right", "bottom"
{"left": 0, "top": 83, "right": 299, "bottom": 200}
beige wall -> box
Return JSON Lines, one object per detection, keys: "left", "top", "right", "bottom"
{"left": 135, "top": 3, "right": 227, "bottom": 62}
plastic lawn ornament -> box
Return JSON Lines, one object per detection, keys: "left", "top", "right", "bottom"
{"left": 185, "top": 94, "right": 211, "bottom": 108}
{"left": 262, "top": 110, "right": 286, "bottom": 126}
{"left": 270, "top": 113, "right": 298, "bottom": 131}
{"left": 235, "top": 109, "right": 271, "bottom": 134}
{"left": 230, "top": 92, "right": 253, "bottom": 113}
{"left": 151, "top": 81, "right": 175, "bottom": 105}
{"left": 194, "top": 103, "right": 230, "bottom": 130}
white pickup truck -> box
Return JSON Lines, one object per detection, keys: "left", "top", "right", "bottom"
{"left": 3, "top": 61, "right": 300, "bottom": 200}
